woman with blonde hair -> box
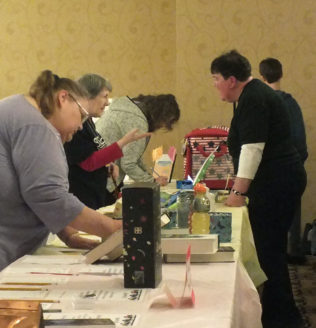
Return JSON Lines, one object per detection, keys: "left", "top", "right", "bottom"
{"left": 0, "top": 70, "right": 122, "bottom": 270}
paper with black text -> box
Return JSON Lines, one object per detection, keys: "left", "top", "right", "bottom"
{"left": 44, "top": 312, "right": 140, "bottom": 327}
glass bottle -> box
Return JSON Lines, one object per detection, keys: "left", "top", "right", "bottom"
{"left": 190, "top": 183, "right": 210, "bottom": 234}
{"left": 177, "top": 190, "right": 194, "bottom": 228}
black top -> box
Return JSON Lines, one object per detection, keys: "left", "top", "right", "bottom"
{"left": 64, "top": 118, "right": 110, "bottom": 210}
{"left": 228, "top": 79, "right": 302, "bottom": 181}
{"left": 276, "top": 90, "right": 308, "bottom": 162}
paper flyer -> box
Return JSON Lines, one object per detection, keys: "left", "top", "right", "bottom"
{"left": 0, "top": 287, "right": 146, "bottom": 304}
{"left": 44, "top": 312, "right": 140, "bottom": 327}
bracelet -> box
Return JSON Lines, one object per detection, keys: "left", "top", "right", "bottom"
{"left": 232, "top": 189, "right": 247, "bottom": 196}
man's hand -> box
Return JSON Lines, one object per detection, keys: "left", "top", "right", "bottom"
{"left": 225, "top": 193, "right": 246, "bottom": 207}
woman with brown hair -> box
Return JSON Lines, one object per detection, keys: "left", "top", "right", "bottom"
{"left": 95, "top": 94, "right": 180, "bottom": 193}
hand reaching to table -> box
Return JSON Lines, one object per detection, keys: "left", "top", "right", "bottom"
{"left": 58, "top": 226, "right": 100, "bottom": 250}
{"left": 63, "top": 233, "right": 101, "bottom": 249}
{"left": 155, "top": 176, "right": 169, "bottom": 186}
{"left": 108, "top": 162, "right": 119, "bottom": 181}
{"left": 225, "top": 192, "right": 247, "bottom": 207}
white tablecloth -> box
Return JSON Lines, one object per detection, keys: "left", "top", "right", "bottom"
{"left": 0, "top": 201, "right": 264, "bottom": 327}
{"left": 139, "top": 261, "right": 262, "bottom": 328}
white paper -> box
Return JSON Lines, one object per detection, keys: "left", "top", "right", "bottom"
{"left": 0, "top": 273, "right": 69, "bottom": 284}
{"left": 2, "top": 264, "right": 77, "bottom": 274}
{"left": 55, "top": 288, "right": 146, "bottom": 302}
{"left": 19, "top": 254, "right": 85, "bottom": 265}
{"left": 0, "top": 289, "right": 51, "bottom": 299}
{"left": 78, "top": 264, "right": 123, "bottom": 275}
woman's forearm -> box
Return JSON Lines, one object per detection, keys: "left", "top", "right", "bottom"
{"left": 68, "top": 206, "right": 122, "bottom": 238}
{"left": 79, "top": 143, "right": 123, "bottom": 172}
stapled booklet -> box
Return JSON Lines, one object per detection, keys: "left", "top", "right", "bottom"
{"left": 161, "top": 234, "right": 218, "bottom": 255}
{"left": 44, "top": 318, "right": 115, "bottom": 327}
{"left": 164, "top": 246, "right": 235, "bottom": 263}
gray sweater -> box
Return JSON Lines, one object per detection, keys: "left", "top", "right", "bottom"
{"left": 95, "top": 96, "right": 154, "bottom": 191}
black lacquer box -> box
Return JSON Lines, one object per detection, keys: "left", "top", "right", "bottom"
{"left": 122, "top": 182, "right": 162, "bottom": 288}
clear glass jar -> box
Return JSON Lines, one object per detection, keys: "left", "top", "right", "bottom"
{"left": 177, "top": 190, "right": 194, "bottom": 228}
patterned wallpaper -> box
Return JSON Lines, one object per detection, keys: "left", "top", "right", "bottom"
{"left": 174, "top": 0, "right": 316, "bottom": 226}
{"left": 0, "top": 0, "right": 176, "bottom": 95}
{"left": 1, "top": 0, "right": 316, "bottom": 223}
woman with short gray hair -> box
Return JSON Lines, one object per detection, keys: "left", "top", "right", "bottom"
{"left": 64, "top": 73, "right": 149, "bottom": 209}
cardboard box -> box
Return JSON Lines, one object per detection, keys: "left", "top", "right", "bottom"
{"left": 0, "top": 300, "right": 43, "bottom": 328}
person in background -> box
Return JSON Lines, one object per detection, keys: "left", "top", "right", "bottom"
{"left": 308, "top": 219, "right": 316, "bottom": 256}
{"left": 95, "top": 94, "right": 180, "bottom": 193}
{"left": 210, "top": 50, "right": 306, "bottom": 328}
{"left": 0, "top": 70, "right": 122, "bottom": 271}
{"left": 259, "top": 58, "right": 308, "bottom": 265}
{"left": 64, "top": 74, "right": 150, "bottom": 209}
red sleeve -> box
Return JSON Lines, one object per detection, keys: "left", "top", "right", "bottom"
{"left": 78, "top": 142, "right": 123, "bottom": 172}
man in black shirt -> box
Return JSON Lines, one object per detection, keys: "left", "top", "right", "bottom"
{"left": 210, "top": 50, "right": 306, "bottom": 328}
{"left": 259, "top": 58, "right": 308, "bottom": 264}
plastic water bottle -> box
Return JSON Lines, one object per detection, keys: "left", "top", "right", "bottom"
{"left": 190, "top": 183, "right": 210, "bottom": 234}
{"left": 177, "top": 190, "right": 194, "bottom": 228}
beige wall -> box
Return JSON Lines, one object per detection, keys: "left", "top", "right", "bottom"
{"left": 1, "top": 0, "right": 315, "bottom": 226}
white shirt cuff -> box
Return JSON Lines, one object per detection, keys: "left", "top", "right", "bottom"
{"left": 237, "top": 143, "right": 265, "bottom": 179}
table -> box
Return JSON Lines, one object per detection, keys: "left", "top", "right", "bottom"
{"left": 142, "top": 260, "right": 262, "bottom": 328}
{"left": 213, "top": 204, "right": 266, "bottom": 287}
{"left": 0, "top": 260, "right": 262, "bottom": 328}
{"left": 160, "top": 182, "right": 266, "bottom": 287}
{"left": 0, "top": 204, "right": 265, "bottom": 328}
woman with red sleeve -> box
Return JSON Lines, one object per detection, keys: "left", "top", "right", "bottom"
{"left": 64, "top": 74, "right": 149, "bottom": 209}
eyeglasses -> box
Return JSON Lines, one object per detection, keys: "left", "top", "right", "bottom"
{"left": 68, "top": 93, "right": 89, "bottom": 123}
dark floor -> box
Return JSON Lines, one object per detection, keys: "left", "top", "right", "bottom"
{"left": 289, "top": 255, "right": 316, "bottom": 328}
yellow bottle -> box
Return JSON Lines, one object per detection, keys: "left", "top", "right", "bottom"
{"left": 191, "top": 183, "right": 210, "bottom": 234}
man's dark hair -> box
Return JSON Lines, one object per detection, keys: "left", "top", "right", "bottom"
{"left": 210, "top": 49, "right": 251, "bottom": 82}
{"left": 259, "top": 58, "right": 283, "bottom": 83}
